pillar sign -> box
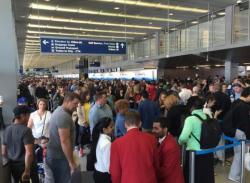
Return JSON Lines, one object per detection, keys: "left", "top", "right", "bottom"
{"left": 40, "top": 37, "right": 126, "bottom": 55}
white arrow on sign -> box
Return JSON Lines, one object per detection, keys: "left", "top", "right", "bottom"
{"left": 120, "top": 43, "right": 125, "bottom": 48}
{"left": 43, "top": 40, "right": 49, "bottom": 45}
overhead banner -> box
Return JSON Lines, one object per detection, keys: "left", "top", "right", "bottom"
{"left": 40, "top": 37, "right": 126, "bottom": 55}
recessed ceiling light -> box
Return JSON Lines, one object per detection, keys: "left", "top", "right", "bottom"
{"left": 20, "top": 15, "right": 26, "bottom": 18}
{"left": 114, "top": 7, "right": 120, "bottom": 10}
{"left": 44, "top": 0, "right": 50, "bottom": 1}
{"left": 169, "top": 13, "right": 174, "bottom": 16}
{"left": 143, "top": 37, "right": 147, "bottom": 40}
{"left": 191, "top": 21, "right": 199, "bottom": 24}
{"left": 148, "top": 22, "right": 152, "bottom": 25}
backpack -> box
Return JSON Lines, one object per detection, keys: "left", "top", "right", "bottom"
{"left": 191, "top": 114, "right": 222, "bottom": 149}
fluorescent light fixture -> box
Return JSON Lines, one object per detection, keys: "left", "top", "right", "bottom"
{"left": 214, "top": 64, "right": 224, "bottom": 67}
{"left": 27, "top": 23, "right": 146, "bottom": 35}
{"left": 25, "top": 39, "right": 40, "bottom": 43}
{"left": 169, "top": 13, "right": 174, "bottom": 16}
{"left": 170, "top": 28, "right": 178, "bottom": 31}
{"left": 191, "top": 21, "right": 199, "bottom": 24}
{"left": 97, "top": 0, "right": 208, "bottom": 13}
{"left": 148, "top": 22, "right": 152, "bottom": 25}
{"left": 114, "top": 7, "right": 120, "bottom": 10}
{"left": 28, "top": 15, "right": 161, "bottom": 30}
{"left": 26, "top": 35, "right": 40, "bottom": 39}
{"left": 27, "top": 30, "right": 134, "bottom": 39}
{"left": 29, "top": 3, "right": 181, "bottom": 23}
{"left": 25, "top": 42, "right": 40, "bottom": 46}
{"left": 217, "top": 12, "right": 226, "bottom": 16}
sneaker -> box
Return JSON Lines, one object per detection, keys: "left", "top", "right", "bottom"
{"left": 228, "top": 177, "right": 240, "bottom": 183}
{"left": 79, "top": 148, "right": 84, "bottom": 157}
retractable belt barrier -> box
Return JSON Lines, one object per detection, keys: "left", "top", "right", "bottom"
{"left": 189, "top": 135, "right": 250, "bottom": 183}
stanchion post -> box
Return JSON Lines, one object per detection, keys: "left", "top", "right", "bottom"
{"left": 181, "top": 145, "right": 185, "bottom": 168}
{"left": 240, "top": 140, "right": 246, "bottom": 183}
{"left": 221, "top": 135, "right": 225, "bottom": 167}
{"left": 189, "top": 151, "right": 195, "bottom": 183}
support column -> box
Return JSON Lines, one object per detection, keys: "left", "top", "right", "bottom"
{"left": 0, "top": 0, "right": 18, "bottom": 121}
{"left": 225, "top": 61, "right": 238, "bottom": 83}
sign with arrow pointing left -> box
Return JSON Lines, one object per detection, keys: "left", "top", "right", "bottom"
{"left": 40, "top": 37, "right": 127, "bottom": 55}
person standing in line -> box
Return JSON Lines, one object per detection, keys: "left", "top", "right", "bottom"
{"left": 2, "top": 105, "right": 39, "bottom": 183}
{"left": 89, "top": 117, "right": 114, "bottom": 183}
{"left": 152, "top": 117, "right": 184, "bottom": 183}
{"left": 89, "top": 91, "right": 113, "bottom": 134}
{"left": 46, "top": 93, "right": 80, "bottom": 183}
{"left": 114, "top": 99, "right": 129, "bottom": 137}
{"left": 110, "top": 111, "right": 159, "bottom": 183}
{"left": 138, "top": 91, "right": 159, "bottom": 132}
{"left": 223, "top": 87, "right": 250, "bottom": 182}
{"left": 28, "top": 98, "right": 51, "bottom": 140}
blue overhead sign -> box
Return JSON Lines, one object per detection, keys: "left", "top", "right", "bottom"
{"left": 40, "top": 37, "right": 126, "bottom": 55}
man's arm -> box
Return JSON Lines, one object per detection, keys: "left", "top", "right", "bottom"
{"left": 58, "top": 128, "right": 77, "bottom": 172}
{"left": 1, "top": 145, "right": 7, "bottom": 156}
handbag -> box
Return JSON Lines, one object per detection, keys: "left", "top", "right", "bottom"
{"left": 245, "top": 147, "right": 250, "bottom": 171}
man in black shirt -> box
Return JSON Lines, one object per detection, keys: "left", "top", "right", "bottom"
{"left": 223, "top": 87, "right": 250, "bottom": 182}
{"left": 1, "top": 105, "right": 39, "bottom": 183}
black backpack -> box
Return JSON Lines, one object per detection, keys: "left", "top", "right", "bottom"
{"left": 191, "top": 114, "right": 222, "bottom": 149}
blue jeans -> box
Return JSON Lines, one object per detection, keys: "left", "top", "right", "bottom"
{"left": 46, "top": 157, "right": 71, "bottom": 183}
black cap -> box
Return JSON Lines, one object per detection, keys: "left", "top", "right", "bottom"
{"left": 13, "top": 105, "right": 31, "bottom": 117}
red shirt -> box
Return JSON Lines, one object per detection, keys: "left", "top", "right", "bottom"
{"left": 158, "top": 134, "right": 184, "bottom": 183}
{"left": 110, "top": 128, "right": 159, "bottom": 183}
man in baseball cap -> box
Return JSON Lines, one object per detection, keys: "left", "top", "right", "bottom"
{"left": 1, "top": 105, "right": 39, "bottom": 182}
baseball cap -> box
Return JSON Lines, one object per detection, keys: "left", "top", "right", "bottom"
{"left": 17, "top": 97, "right": 27, "bottom": 104}
{"left": 13, "top": 105, "right": 31, "bottom": 117}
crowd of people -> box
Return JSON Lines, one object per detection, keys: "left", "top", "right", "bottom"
{"left": 1, "top": 74, "right": 250, "bottom": 183}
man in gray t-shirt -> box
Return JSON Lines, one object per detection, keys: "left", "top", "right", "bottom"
{"left": 46, "top": 92, "right": 80, "bottom": 183}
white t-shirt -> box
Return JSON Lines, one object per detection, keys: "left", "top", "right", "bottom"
{"left": 30, "top": 110, "right": 51, "bottom": 138}
{"left": 95, "top": 134, "right": 111, "bottom": 173}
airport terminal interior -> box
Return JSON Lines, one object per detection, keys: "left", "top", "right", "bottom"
{"left": 1, "top": 0, "right": 250, "bottom": 182}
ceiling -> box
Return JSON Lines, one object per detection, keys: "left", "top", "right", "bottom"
{"left": 12, "top": 0, "right": 237, "bottom": 69}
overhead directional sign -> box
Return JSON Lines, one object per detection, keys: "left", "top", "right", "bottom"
{"left": 40, "top": 37, "right": 127, "bottom": 55}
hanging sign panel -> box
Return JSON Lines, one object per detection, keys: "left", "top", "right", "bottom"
{"left": 40, "top": 37, "right": 126, "bottom": 55}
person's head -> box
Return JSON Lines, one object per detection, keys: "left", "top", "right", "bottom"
{"left": 40, "top": 136, "right": 49, "bottom": 149}
{"left": 37, "top": 98, "right": 47, "bottom": 111}
{"left": 164, "top": 94, "right": 178, "bottom": 110}
{"left": 233, "top": 83, "right": 242, "bottom": 94}
{"left": 159, "top": 92, "right": 167, "bottom": 103}
{"left": 186, "top": 96, "right": 205, "bottom": 113}
{"left": 141, "top": 91, "right": 149, "bottom": 100}
{"left": 62, "top": 92, "right": 80, "bottom": 113}
{"left": 79, "top": 90, "right": 90, "bottom": 104}
{"left": 115, "top": 99, "right": 129, "bottom": 114}
{"left": 95, "top": 91, "right": 107, "bottom": 106}
{"left": 13, "top": 105, "right": 31, "bottom": 124}
{"left": 192, "top": 86, "right": 200, "bottom": 96}
{"left": 124, "top": 111, "right": 141, "bottom": 129}
{"left": 241, "top": 87, "right": 250, "bottom": 103}
{"left": 152, "top": 117, "right": 169, "bottom": 139}
{"left": 214, "top": 83, "right": 222, "bottom": 92}
{"left": 205, "top": 94, "right": 216, "bottom": 110}
{"left": 221, "top": 83, "right": 228, "bottom": 94}
{"left": 209, "top": 83, "right": 215, "bottom": 93}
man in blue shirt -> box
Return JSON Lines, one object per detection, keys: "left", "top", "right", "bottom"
{"left": 89, "top": 91, "right": 113, "bottom": 134}
{"left": 114, "top": 99, "right": 129, "bottom": 137}
{"left": 138, "top": 91, "right": 159, "bottom": 132}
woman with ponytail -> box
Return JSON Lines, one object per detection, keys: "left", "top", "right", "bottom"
{"left": 89, "top": 117, "right": 114, "bottom": 183}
